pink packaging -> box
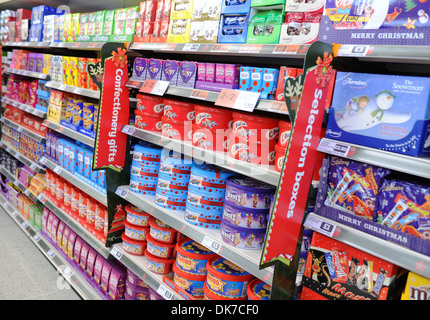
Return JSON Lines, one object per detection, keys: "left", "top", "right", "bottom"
{"left": 224, "top": 64, "right": 240, "bottom": 85}
{"left": 100, "top": 262, "right": 113, "bottom": 294}
{"left": 42, "top": 208, "right": 51, "bottom": 234}
{"left": 86, "top": 248, "right": 98, "bottom": 278}
{"left": 94, "top": 254, "right": 106, "bottom": 286}
{"left": 197, "top": 63, "right": 206, "bottom": 82}
{"left": 50, "top": 215, "right": 60, "bottom": 242}
{"left": 108, "top": 264, "right": 127, "bottom": 300}
{"left": 79, "top": 243, "right": 90, "bottom": 271}
{"left": 215, "top": 64, "right": 225, "bottom": 84}
{"left": 67, "top": 230, "right": 77, "bottom": 260}
{"left": 73, "top": 237, "right": 84, "bottom": 264}
{"left": 205, "top": 63, "right": 215, "bottom": 83}
{"left": 56, "top": 221, "right": 66, "bottom": 248}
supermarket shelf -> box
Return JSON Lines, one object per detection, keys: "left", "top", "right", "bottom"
{"left": 2, "top": 97, "right": 47, "bottom": 118}
{"left": 110, "top": 244, "right": 183, "bottom": 300}
{"left": 116, "top": 185, "right": 274, "bottom": 285}
{"left": 122, "top": 125, "right": 280, "bottom": 186}
{"left": 4, "top": 67, "right": 50, "bottom": 80}
{"left": 0, "top": 165, "right": 40, "bottom": 203}
{"left": 1, "top": 117, "right": 46, "bottom": 143}
{"left": 43, "top": 119, "right": 95, "bottom": 147}
{"left": 0, "top": 141, "right": 45, "bottom": 173}
{"left": 39, "top": 193, "right": 111, "bottom": 260}
{"left": 336, "top": 44, "right": 430, "bottom": 64}
{"left": 41, "top": 157, "right": 107, "bottom": 206}
{"left": 305, "top": 213, "right": 430, "bottom": 279}
{"left": 130, "top": 42, "right": 309, "bottom": 59}
{"left": 45, "top": 81, "right": 100, "bottom": 100}
{"left": 318, "top": 138, "right": 430, "bottom": 180}
{"left": 0, "top": 192, "right": 102, "bottom": 300}
{"left": 50, "top": 41, "right": 106, "bottom": 50}
{"left": 127, "top": 80, "right": 289, "bottom": 116}
{"left": 3, "top": 41, "right": 51, "bottom": 48}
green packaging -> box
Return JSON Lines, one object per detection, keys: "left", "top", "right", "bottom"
{"left": 247, "top": 9, "right": 284, "bottom": 44}
{"left": 103, "top": 10, "right": 116, "bottom": 35}
{"left": 94, "top": 11, "right": 106, "bottom": 36}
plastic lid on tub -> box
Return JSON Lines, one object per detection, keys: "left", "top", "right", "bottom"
{"left": 172, "top": 263, "right": 207, "bottom": 281}
{"left": 133, "top": 142, "right": 163, "bottom": 156}
{"left": 207, "top": 256, "right": 254, "bottom": 282}
{"left": 194, "top": 104, "right": 232, "bottom": 115}
{"left": 125, "top": 204, "right": 151, "bottom": 216}
{"left": 176, "top": 237, "right": 216, "bottom": 261}
{"left": 232, "top": 111, "right": 278, "bottom": 124}
{"left": 226, "top": 176, "right": 276, "bottom": 192}
{"left": 190, "top": 163, "right": 234, "bottom": 182}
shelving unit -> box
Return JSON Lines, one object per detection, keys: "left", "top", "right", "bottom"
{"left": 115, "top": 185, "right": 273, "bottom": 284}
{"left": 2, "top": 97, "right": 47, "bottom": 118}
{"left": 4, "top": 67, "right": 50, "bottom": 80}
{"left": 0, "top": 141, "right": 45, "bottom": 173}
{"left": 43, "top": 119, "right": 95, "bottom": 147}
{"left": 45, "top": 81, "right": 100, "bottom": 100}
{"left": 1, "top": 117, "right": 46, "bottom": 143}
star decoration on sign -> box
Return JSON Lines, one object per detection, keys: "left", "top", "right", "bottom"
{"left": 404, "top": 17, "right": 417, "bottom": 29}
{"left": 415, "top": 260, "right": 427, "bottom": 273}
{"left": 112, "top": 47, "right": 127, "bottom": 69}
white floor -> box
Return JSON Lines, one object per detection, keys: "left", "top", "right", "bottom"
{"left": 0, "top": 207, "right": 82, "bottom": 300}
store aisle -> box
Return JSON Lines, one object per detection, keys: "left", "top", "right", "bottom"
{"left": 0, "top": 208, "right": 81, "bottom": 300}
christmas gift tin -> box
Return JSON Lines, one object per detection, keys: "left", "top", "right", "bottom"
{"left": 220, "top": 218, "right": 266, "bottom": 250}
{"left": 222, "top": 199, "right": 269, "bottom": 229}
{"left": 194, "top": 104, "right": 232, "bottom": 130}
{"left": 247, "top": 278, "right": 271, "bottom": 300}
{"left": 161, "top": 117, "right": 193, "bottom": 141}
{"left": 149, "top": 217, "right": 177, "bottom": 244}
{"left": 184, "top": 208, "right": 222, "bottom": 229}
{"left": 125, "top": 204, "right": 152, "bottom": 227}
{"left": 173, "top": 263, "right": 206, "bottom": 298}
{"left": 163, "top": 99, "right": 195, "bottom": 122}
{"left": 144, "top": 249, "right": 175, "bottom": 275}
{"left": 136, "top": 93, "right": 164, "bottom": 115}
{"left": 225, "top": 176, "right": 275, "bottom": 210}
{"left": 133, "top": 143, "right": 163, "bottom": 162}
{"left": 186, "top": 190, "right": 225, "bottom": 213}
{"left": 206, "top": 256, "right": 254, "bottom": 299}
{"left": 192, "top": 124, "right": 231, "bottom": 152}
{"left": 228, "top": 133, "right": 277, "bottom": 165}
{"left": 124, "top": 220, "right": 150, "bottom": 241}
{"left": 135, "top": 110, "right": 163, "bottom": 131}
{"left": 175, "top": 237, "right": 216, "bottom": 275}
{"left": 122, "top": 233, "right": 146, "bottom": 256}
{"left": 232, "top": 111, "right": 279, "bottom": 142}
{"left": 146, "top": 234, "right": 176, "bottom": 258}
{"left": 188, "top": 163, "right": 233, "bottom": 195}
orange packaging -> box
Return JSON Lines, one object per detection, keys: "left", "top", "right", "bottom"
{"left": 78, "top": 192, "right": 88, "bottom": 227}
{"left": 56, "top": 177, "right": 65, "bottom": 203}
{"left": 70, "top": 187, "right": 80, "bottom": 220}
{"left": 87, "top": 58, "right": 100, "bottom": 91}
{"left": 86, "top": 197, "right": 96, "bottom": 232}
{"left": 275, "top": 66, "right": 297, "bottom": 101}
{"left": 63, "top": 182, "right": 72, "bottom": 211}
{"left": 77, "top": 58, "right": 89, "bottom": 89}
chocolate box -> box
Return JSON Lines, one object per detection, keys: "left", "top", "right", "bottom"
{"left": 319, "top": 0, "right": 430, "bottom": 46}
{"left": 301, "top": 232, "right": 403, "bottom": 300}
{"left": 326, "top": 72, "right": 430, "bottom": 157}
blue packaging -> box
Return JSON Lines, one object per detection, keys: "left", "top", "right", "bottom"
{"left": 58, "top": 139, "right": 66, "bottom": 168}
{"left": 186, "top": 189, "right": 225, "bottom": 213}
{"left": 218, "top": 14, "right": 249, "bottom": 43}
{"left": 260, "top": 68, "right": 279, "bottom": 100}
{"left": 239, "top": 66, "right": 252, "bottom": 91}
{"left": 130, "top": 179, "right": 157, "bottom": 196}
{"left": 68, "top": 143, "right": 77, "bottom": 173}
{"left": 97, "top": 171, "right": 106, "bottom": 191}
{"left": 326, "top": 72, "right": 430, "bottom": 157}
{"left": 83, "top": 147, "right": 93, "bottom": 184}
{"left": 189, "top": 163, "right": 233, "bottom": 195}
{"left": 221, "top": 0, "right": 251, "bottom": 14}
{"left": 75, "top": 145, "right": 85, "bottom": 178}
{"left": 31, "top": 5, "right": 59, "bottom": 24}
{"left": 133, "top": 143, "right": 163, "bottom": 161}
{"left": 249, "top": 67, "right": 263, "bottom": 93}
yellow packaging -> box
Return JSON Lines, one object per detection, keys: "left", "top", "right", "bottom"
{"left": 69, "top": 57, "right": 79, "bottom": 87}
{"left": 62, "top": 56, "right": 70, "bottom": 85}
{"left": 401, "top": 272, "right": 430, "bottom": 300}
{"left": 42, "top": 54, "right": 51, "bottom": 74}
{"left": 167, "top": 19, "right": 191, "bottom": 43}
{"left": 170, "top": 0, "right": 194, "bottom": 19}
{"left": 63, "top": 13, "right": 72, "bottom": 42}
{"left": 71, "top": 13, "right": 81, "bottom": 41}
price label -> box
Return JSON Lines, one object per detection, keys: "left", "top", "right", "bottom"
{"left": 59, "top": 84, "right": 66, "bottom": 91}
{"left": 63, "top": 267, "right": 74, "bottom": 280}
{"left": 54, "top": 166, "right": 63, "bottom": 175}
{"left": 33, "top": 233, "right": 41, "bottom": 242}
{"left": 156, "top": 284, "right": 174, "bottom": 300}
{"left": 272, "top": 44, "right": 301, "bottom": 55}
{"left": 317, "top": 139, "right": 352, "bottom": 158}
{"left": 201, "top": 236, "right": 222, "bottom": 254}
{"left": 12, "top": 211, "right": 18, "bottom": 218}
{"left": 37, "top": 193, "right": 46, "bottom": 203}
{"left": 337, "top": 45, "right": 371, "bottom": 57}
{"left": 182, "top": 43, "right": 200, "bottom": 52}
{"left": 266, "top": 100, "right": 289, "bottom": 114}
{"left": 115, "top": 187, "right": 129, "bottom": 199}
{"left": 211, "top": 44, "right": 230, "bottom": 53}
{"left": 239, "top": 44, "right": 262, "bottom": 54}
{"left": 73, "top": 87, "right": 82, "bottom": 95}
{"left": 30, "top": 163, "right": 38, "bottom": 171}
{"left": 21, "top": 221, "right": 28, "bottom": 229}
{"left": 126, "top": 80, "right": 142, "bottom": 89}
{"left": 304, "top": 215, "right": 337, "bottom": 238}
{"left": 215, "top": 89, "right": 260, "bottom": 112}
{"left": 189, "top": 89, "right": 209, "bottom": 101}
{"left": 39, "top": 157, "right": 47, "bottom": 165}
{"left": 47, "top": 249, "right": 56, "bottom": 259}
{"left": 110, "top": 246, "right": 123, "bottom": 260}
{"left": 140, "top": 79, "right": 169, "bottom": 96}
{"left": 122, "top": 125, "right": 136, "bottom": 135}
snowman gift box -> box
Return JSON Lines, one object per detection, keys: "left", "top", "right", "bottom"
{"left": 325, "top": 72, "right": 430, "bottom": 157}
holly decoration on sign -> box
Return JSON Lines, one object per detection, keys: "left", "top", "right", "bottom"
{"left": 314, "top": 51, "right": 333, "bottom": 89}
{"left": 112, "top": 47, "right": 127, "bottom": 69}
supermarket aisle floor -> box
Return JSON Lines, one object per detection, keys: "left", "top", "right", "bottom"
{"left": 0, "top": 208, "right": 82, "bottom": 300}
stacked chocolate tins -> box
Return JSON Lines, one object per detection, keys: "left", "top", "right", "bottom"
{"left": 185, "top": 163, "right": 234, "bottom": 229}
{"left": 155, "top": 149, "right": 193, "bottom": 211}
{"left": 130, "top": 143, "right": 163, "bottom": 196}
{"left": 220, "top": 176, "right": 275, "bottom": 249}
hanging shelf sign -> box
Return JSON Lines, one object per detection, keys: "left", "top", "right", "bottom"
{"left": 93, "top": 43, "right": 130, "bottom": 172}
{"left": 260, "top": 41, "right": 335, "bottom": 267}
